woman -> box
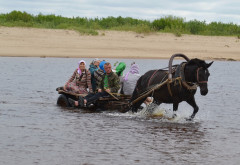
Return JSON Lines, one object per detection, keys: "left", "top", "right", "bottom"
{"left": 64, "top": 60, "right": 93, "bottom": 94}
{"left": 121, "top": 63, "right": 141, "bottom": 95}
{"left": 89, "top": 58, "right": 101, "bottom": 92}
{"left": 122, "top": 63, "right": 153, "bottom": 105}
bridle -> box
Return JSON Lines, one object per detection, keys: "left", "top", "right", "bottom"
{"left": 196, "top": 67, "right": 208, "bottom": 84}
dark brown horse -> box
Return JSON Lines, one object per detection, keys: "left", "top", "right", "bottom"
{"left": 129, "top": 58, "right": 213, "bottom": 120}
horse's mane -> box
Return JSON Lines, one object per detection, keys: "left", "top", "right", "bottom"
{"left": 187, "top": 58, "right": 208, "bottom": 69}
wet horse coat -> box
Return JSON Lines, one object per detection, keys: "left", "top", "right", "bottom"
{"left": 130, "top": 58, "right": 213, "bottom": 120}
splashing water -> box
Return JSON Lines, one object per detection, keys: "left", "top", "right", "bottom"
{"left": 137, "top": 103, "right": 196, "bottom": 123}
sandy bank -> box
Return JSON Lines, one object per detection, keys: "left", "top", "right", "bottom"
{"left": 0, "top": 27, "right": 239, "bottom": 61}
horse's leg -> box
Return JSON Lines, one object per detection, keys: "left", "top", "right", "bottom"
{"left": 146, "top": 100, "right": 161, "bottom": 114}
{"left": 172, "top": 102, "right": 179, "bottom": 118}
{"left": 186, "top": 97, "right": 199, "bottom": 120}
{"left": 131, "top": 98, "right": 146, "bottom": 113}
{"left": 153, "top": 99, "right": 160, "bottom": 105}
{"left": 129, "top": 88, "right": 142, "bottom": 112}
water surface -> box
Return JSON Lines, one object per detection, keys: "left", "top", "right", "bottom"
{"left": 0, "top": 57, "right": 239, "bottom": 165}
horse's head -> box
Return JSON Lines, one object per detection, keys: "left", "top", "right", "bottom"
{"left": 186, "top": 59, "right": 213, "bottom": 96}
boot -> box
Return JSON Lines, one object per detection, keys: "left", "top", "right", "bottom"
{"left": 68, "top": 98, "right": 76, "bottom": 107}
{"left": 78, "top": 96, "right": 84, "bottom": 108}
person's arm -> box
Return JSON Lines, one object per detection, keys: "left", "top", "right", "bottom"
{"left": 110, "top": 75, "right": 120, "bottom": 93}
{"left": 89, "top": 66, "right": 98, "bottom": 76}
{"left": 65, "top": 69, "right": 77, "bottom": 85}
{"left": 86, "top": 71, "right": 93, "bottom": 93}
{"left": 64, "top": 69, "right": 77, "bottom": 90}
{"left": 96, "top": 75, "right": 104, "bottom": 92}
{"left": 94, "top": 70, "right": 102, "bottom": 82}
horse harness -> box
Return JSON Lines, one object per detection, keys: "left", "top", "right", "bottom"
{"left": 173, "top": 62, "right": 198, "bottom": 90}
{"left": 147, "top": 62, "right": 200, "bottom": 97}
{"left": 168, "top": 62, "right": 210, "bottom": 96}
{"left": 131, "top": 63, "right": 206, "bottom": 105}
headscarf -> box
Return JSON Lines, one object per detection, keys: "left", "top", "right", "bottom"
{"left": 99, "top": 61, "right": 107, "bottom": 73}
{"left": 92, "top": 58, "right": 100, "bottom": 65}
{"left": 77, "top": 60, "right": 86, "bottom": 75}
{"left": 124, "top": 64, "right": 139, "bottom": 81}
{"left": 116, "top": 62, "right": 126, "bottom": 76}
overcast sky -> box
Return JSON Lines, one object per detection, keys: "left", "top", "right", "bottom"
{"left": 1, "top": 0, "right": 240, "bottom": 24}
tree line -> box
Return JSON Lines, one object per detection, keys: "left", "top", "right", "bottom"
{"left": 0, "top": 10, "right": 239, "bottom": 37}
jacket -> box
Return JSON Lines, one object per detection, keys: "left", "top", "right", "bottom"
{"left": 97, "top": 71, "right": 120, "bottom": 93}
{"left": 66, "top": 69, "right": 93, "bottom": 93}
{"left": 122, "top": 72, "right": 141, "bottom": 95}
{"left": 89, "top": 64, "right": 99, "bottom": 92}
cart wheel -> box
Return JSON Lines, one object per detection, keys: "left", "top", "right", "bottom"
{"left": 57, "top": 94, "right": 70, "bottom": 107}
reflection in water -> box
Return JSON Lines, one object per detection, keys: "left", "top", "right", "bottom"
{"left": 0, "top": 57, "right": 240, "bottom": 165}
{"left": 143, "top": 122, "right": 205, "bottom": 163}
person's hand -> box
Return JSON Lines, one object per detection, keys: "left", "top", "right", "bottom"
{"left": 63, "top": 85, "right": 67, "bottom": 91}
{"left": 98, "top": 89, "right": 102, "bottom": 93}
{"left": 105, "top": 88, "right": 111, "bottom": 93}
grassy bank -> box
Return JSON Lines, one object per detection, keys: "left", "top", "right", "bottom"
{"left": 0, "top": 10, "right": 240, "bottom": 37}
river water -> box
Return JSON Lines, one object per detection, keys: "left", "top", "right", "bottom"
{"left": 0, "top": 57, "right": 239, "bottom": 165}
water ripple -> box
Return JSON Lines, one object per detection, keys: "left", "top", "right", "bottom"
{"left": 0, "top": 58, "right": 240, "bottom": 165}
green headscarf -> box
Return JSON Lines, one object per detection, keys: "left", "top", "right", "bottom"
{"left": 115, "top": 62, "right": 126, "bottom": 76}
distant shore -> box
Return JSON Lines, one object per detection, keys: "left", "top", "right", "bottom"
{"left": 0, "top": 27, "right": 239, "bottom": 61}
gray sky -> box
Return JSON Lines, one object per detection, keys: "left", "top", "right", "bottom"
{"left": 1, "top": 0, "right": 240, "bottom": 24}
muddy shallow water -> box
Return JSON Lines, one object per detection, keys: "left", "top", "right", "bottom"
{"left": 0, "top": 57, "right": 239, "bottom": 165}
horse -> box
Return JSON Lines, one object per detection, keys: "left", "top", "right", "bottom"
{"left": 129, "top": 58, "right": 213, "bottom": 120}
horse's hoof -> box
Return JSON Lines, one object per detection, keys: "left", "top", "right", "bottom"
{"left": 131, "top": 108, "right": 138, "bottom": 113}
{"left": 172, "top": 114, "right": 177, "bottom": 118}
{"left": 185, "top": 117, "right": 193, "bottom": 121}
{"left": 139, "top": 106, "right": 144, "bottom": 110}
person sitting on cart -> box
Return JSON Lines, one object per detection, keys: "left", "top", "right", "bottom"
{"left": 68, "top": 62, "right": 120, "bottom": 108}
{"left": 121, "top": 62, "right": 141, "bottom": 95}
{"left": 121, "top": 62, "right": 152, "bottom": 105}
{"left": 115, "top": 62, "right": 126, "bottom": 77}
{"left": 89, "top": 58, "right": 101, "bottom": 92}
{"left": 93, "top": 60, "right": 106, "bottom": 91}
{"left": 64, "top": 60, "right": 93, "bottom": 94}
{"left": 112, "top": 62, "right": 126, "bottom": 93}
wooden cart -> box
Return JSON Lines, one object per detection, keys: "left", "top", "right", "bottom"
{"left": 56, "top": 88, "right": 131, "bottom": 112}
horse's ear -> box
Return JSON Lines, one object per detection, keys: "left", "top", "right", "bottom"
{"left": 207, "top": 61, "right": 214, "bottom": 68}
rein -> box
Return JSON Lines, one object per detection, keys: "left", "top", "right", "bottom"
{"left": 167, "top": 63, "right": 198, "bottom": 96}
{"left": 147, "top": 63, "right": 199, "bottom": 97}
{"left": 147, "top": 70, "right": 159, "bottom": 87}
{"left": 179, "top": 63, "right": 198, "bottom": 90}
{"left": 147, "top": 65, "right": 180, "bottom": 88}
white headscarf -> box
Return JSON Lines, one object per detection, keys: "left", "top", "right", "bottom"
{"left": 77, "top": 60, "right": 86, "bottom": 75}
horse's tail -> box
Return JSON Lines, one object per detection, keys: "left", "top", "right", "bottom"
{"left": 128, "top": 75, "right": 150, "bottom": 113}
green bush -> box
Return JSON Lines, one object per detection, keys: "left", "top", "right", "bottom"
{"left": 186, "top": 20, "right": 206, "bottom": 34}
{"left": 0, "top": 10, "right": 240, "bottom": 36}
{"left": 6, "top": 10, "right": 33, "bottom": 22}
{"left": 152, "top": 16, "right": 185, "bottom": 31}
